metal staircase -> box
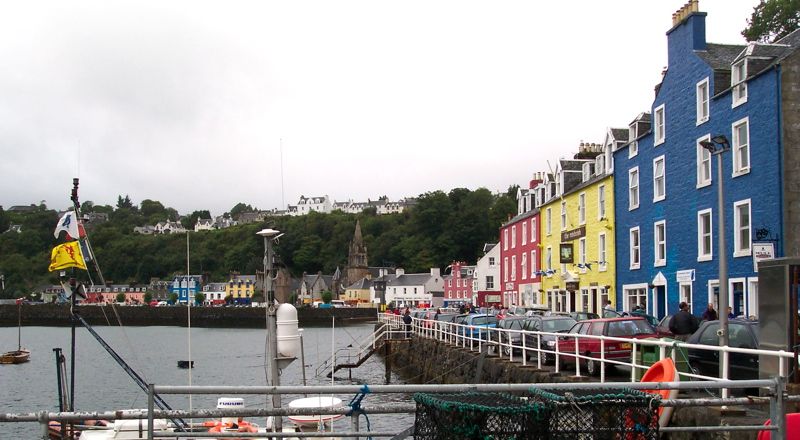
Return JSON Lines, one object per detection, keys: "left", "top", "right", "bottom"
{"left": 314, "top": 322, "right": 402, "bottom": 378}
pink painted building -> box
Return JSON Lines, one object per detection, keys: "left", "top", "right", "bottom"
{"left": 442, "top": 261, "right": 475, "bottom": 307}
{"left": 499, "top": 173, "right": 545, "bottom": 307}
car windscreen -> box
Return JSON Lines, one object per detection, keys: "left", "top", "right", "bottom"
{"left": 607, "top": 319, "right": 654, "bottom": 337}
{"left": 500, "top": 319, "right": 525, "bottom": 330}
{"left": 437, "top": 314, "right": 457, "bottom": 322}
{"left": 472, "top": 316, "right": 498, "bottom": 326}
{"left": 544, "top": 318, "right": 577, "bottom": 332}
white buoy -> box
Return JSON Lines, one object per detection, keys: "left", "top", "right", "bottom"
{"left": 276, "top": 303, "right": 301, "bottom": 358}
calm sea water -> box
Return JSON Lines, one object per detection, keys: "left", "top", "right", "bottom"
{"left": 0, "top": 322, "right": 414, "bottom": 438}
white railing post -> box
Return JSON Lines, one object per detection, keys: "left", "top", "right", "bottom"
{"left": 721, "top": 348, "right": 730, "bottom": 399}
{"left": 522, "top": 332, "right": 528, "bottom": 367}
{"left": 600, "top": 336, "right": 606, "bottom": 383}
{"left": 630, "top": 342, "right": 638, "bottom": 382}
{"left": 554, "top": 335, "right": 560, "bottom": 373}
{"left": 574, "top": 334, "right": 581, "bottom": 377}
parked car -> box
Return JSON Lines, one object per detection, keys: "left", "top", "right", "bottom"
{"left": 570, "top": 311, "right": 600, "bottom": 321}
{"left": 460, "top": 314, "right": 498, "bottom": 339}
{"left": 557, "top": 317, "right": 659, "bottom": 375}
{"left": 686, "top": 319, "right": 760, "bottom": 380}
{"left": 657, "top": 314, "right": 674, "bottom": 337}
{"left": 330, "top": 300, "right": 347, "bottom": 308}
{"left": 522, "top": 316, "right": 577, "bottom": 364}
{"left": 496, "top": 316, "right": 529, "bottom": 355}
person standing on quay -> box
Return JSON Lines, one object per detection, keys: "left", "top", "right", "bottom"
{"left": 702, "top": 303, "right": 718, "bottom": 321}
{"left": 403, "top": 308, "right": 412, "bottom": 338}
{"left": 669, "top": 302, "right": 699, "bottom": 341}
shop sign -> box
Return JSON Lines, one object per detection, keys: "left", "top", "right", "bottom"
{"left": 560, "top": 243, "right": 574, "bottom": 263}
{"left": 753, "top": 242, "right": 775, "bottom": 272}
{"left": 561, "top": 226, "right": 586, "bottom": 242}
{"left": 565, "top": 281, "right": 579, "bottom": 292}
{"left": 485, "top": 294, "right": 501, "bottom": 303}
{"left": 676, "top": 269, "right": 695, "bottom": 283}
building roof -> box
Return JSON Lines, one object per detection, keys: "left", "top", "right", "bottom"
{"left": 389, "top": 273, "right": 436, "bottom": 286}
{"left": 346, "top": 277, "right": 372, "bottom": 290}
{"left": 610, "top": 128, "right": 629, "bottom": 142}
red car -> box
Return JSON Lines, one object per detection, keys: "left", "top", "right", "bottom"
{"left": 557, "top": 317, "right": 658, "bottom": 375}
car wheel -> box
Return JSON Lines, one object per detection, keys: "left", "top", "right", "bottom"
{"left": 585, "top": 356, "right": 600, "bottom": 376}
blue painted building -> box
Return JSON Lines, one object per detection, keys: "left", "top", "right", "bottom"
{"left": 170, "top": 275, "right": 202, "bottom": 304}
{"left": 613, "top": 3, "right": 800, "bottom": 320}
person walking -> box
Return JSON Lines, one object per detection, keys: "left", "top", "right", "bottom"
{"left": 402, "top": 308, "right": 412, "bottom": 338}
{"left": 727, "top": 306, "right": 736, "bottom": 319}
{"left": 702, "top": 303, "right": 718, "bottom": 321}
{"left": 669, "top": 302, "right": 699, "bottom": 341}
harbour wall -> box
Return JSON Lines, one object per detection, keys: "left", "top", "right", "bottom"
{"left": 0, "top": 304, "right": 378, "bottom": 327}
{"left": 386, "top": 336, "right": 770, "bottom": 440}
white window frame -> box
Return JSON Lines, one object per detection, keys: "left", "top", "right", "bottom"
{"left": 732, "top": 59, "right": 748, "bottom": 107}
{"left": 598, "top": 184, "right": 606, "bottom": 219}
{"left": 598, "top": 232, "right": 607, "bottom": 272}
{"left": 697, "top": 208, "right": 713, "bottom": 262}
{"left": 654, "top": 104, "right": 665, "bottom": 146}
{"left": 679, "top": 282, "right": 693, "bottom": 313}
{"left": 747, "top": 278, "right": 758, "bottom": 320}
{"left": 629, "top": 140, "right": 638, "bottom": 159}
{"left": 697, "top": 135, "right": 712, "bottom": 188}
{"left": 654, "top": 220, "right": 666, "bottom": 267}
{"left": 503, "top": 229, "right": 509, "bottom": 250}
{"left": 531, "top": 218, "right": 537, "bottom": 242}
{"left": 511, "top": 255, "right": 516, "bottom": 281}
{"left": 560, "top": 201, "right": 567, "bottom": 231}
{"left": 630, "top": 227, "right": 641, "bottom": 270}
{"left": 546, "top": 208, "right": 552, "bottom": 235}
{"left": 733, "top": 199, "right": 752, "bottom": 257}
{"left": 582, "top": 162, "right": 592, "bottom": 182}
{"left": 578, "top": 193, "right": 586, "bottom": 225}
{"left": 546, "top": 247, "right": 552, "bottom": 271}
{"left": 521, "top": 253, "right": 527, "bottom": 280}
{"left": 629, "top": 167, "right": 640, "bottom": 210}
{"left": 653, "top": 155, "right": 666, "bottom": 202}
{"left": 531, "top": 250, "right": 537, "bottom": 278}
{"left": 512, "top": 225, "right": 517, "bottom": 248}
{"left": 578, "top": 238, "right": 587, "bottom": 273}
{"left": 696, "top": 77, "right": 709, "bottom": 125}
{"left": 522, "top": 222, "right": 527, "bottom": 245}
{"left": 503, "top": 257, "right": 508, "bottom": 282}
{"left": 732, "top": 117, "right": 750, "bottom": 177}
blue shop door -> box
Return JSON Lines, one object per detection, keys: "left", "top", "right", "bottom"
{"left": 655, "top": 286, "right": 667, "bottom": 320}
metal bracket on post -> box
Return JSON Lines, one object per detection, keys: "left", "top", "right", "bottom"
{"left": 770, "top": 376, "right": 787, "bottom": 439}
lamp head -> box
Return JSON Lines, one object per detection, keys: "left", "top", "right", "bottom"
{"left": 256, "top": 228, "right": 281, "bottom": 238}
{"left": 699, "top": 139, "right": 716, "bottom": 153}
{"left": 711, "top": 134, "right": 729, "bottom": 149}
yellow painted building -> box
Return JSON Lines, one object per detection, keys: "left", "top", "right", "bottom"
{"left": 225, "top": 275, "right": 257, "bottom": 303}
{"left": 343, "top": 278, "right": 372, "bottom": 305}
{"left": 538, "top": 155, "right": 616, "bottom": 315}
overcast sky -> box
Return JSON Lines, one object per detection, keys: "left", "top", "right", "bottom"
{"left": 0, "top": 0, "right": 760, "bottom": 217}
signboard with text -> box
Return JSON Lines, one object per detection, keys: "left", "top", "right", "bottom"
{"left": 560, "top": 243, "right": 574, "bottom": 263}
{"left": 561, "top": 226, "right": 586, "bottom": 242}
{"left": 753, "top": 242, "right": 775, "bottom": 272}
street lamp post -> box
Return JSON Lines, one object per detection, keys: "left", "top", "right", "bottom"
{"left": 256, "top": 228, "right": 284, "bottom": 432}
{"left": 700, "top": 135, "right": 730, "bottom": 379}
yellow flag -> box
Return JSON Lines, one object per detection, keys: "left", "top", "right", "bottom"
{"left": 49, "top": 241, "right": 88, "bottom": 272}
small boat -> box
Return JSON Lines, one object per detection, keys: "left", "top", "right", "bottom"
{"left": 0, "top": 349, "right": 30, "bottom": 364}
{"left": 640, "top": 357, "right": 679, "bottom": 427}
{"left": 1, "top": 301, "right": 29, "bottom": 364}
{"left": 287, "top": 396, "right": 344, "bottom": 427}
{"left": 177, "top": 360, "right": 194, "bottom": 369}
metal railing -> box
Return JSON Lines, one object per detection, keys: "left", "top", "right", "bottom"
{"left": 2, "top": 378, "right": 794, "bottom": 439}
{"left": 379, "top": 313, "right": 795, "bottom": 398}
{"left": 313, "top": 323, "right": 401, "bottom": 378}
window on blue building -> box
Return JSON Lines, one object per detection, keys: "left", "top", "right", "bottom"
{"left": 734, "top": 199, "right": 752, "bottom": 257}
{"left": 696, "top": 78, "right": 709, "bottom": 124}
{"left": 732, "top": 118, "right": 750, "bottom": 176}
{"left": 654, "top": 105, "right": 665, "bottom": 146}
{"left": 698, "top": 209, "right": 713, "bottom": 261}
{"left": 654, "top": 221, "right": 666, "bottom": 267}
{"left": 697, "top": 136, "right": 712, "bottom": 188}
{"left": 629, "top": 227, "right": 640, "bottom": 270}
{"left": 629, "top": 168, "right": 640, "bottom": 210}
{"left": 653, "top": 156, "right": 666, "bottom": 202}
{"left": 732, "top": 60, "right": 748, "bottom": 107}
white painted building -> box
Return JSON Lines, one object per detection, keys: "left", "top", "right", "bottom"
{"left": 372, "top": 268, "right": 444, "bottom": 307}
{"left": 474, "top": 243, "right": 501, "bottom": 305}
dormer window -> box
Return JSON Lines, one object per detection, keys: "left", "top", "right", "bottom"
{"left": 595, "top": 155, "right": 605, "bottom": 175}
{"left": 732, "top": 60, "right": 747, "bottom": 107}
{"left": 582, "top": 163, "right": 593, "bottom": 182}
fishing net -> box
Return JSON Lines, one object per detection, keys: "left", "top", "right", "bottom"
{"left": 413, "top": 392, "right": 550, "bottom": 440}
{"left": 526, "top": 388, "right": 661, "bottom": 440}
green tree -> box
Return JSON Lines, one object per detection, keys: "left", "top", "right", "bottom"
{"left": 115, "top": 292, "right": 126, "bottom": 303}
{"left": 0, "top": 206, "right": 9, "bottom": 233}
{"left": 230, "top": 203, "right": 253, "bottom": 219}
{"left": 117, "top": 195, "right": 134, "bottom": 210}
{"left": 183, "top": 210, "right": 211, "bottom": 230}
{"left": 195, "top": 292, "right": 205, "bottom": 305}
{"left": 140, "top": 199, "right": 166, "bottom": 218}
{"left": 169, "top": 292, "right": 179, "bottom": 304}
{"left": 143, "top": 292, "right": 153, "bottom": 304}
{"left": 742, "top": 0, "right": 800, "bottom": 42}
{"left": 321, "top": 290, "right": 332, "bottom": 304}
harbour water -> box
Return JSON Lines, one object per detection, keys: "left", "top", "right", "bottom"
{"left": 0, "top": 322, "right": 414, "bottom": 438}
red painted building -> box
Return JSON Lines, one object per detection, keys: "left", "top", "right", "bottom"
{"left": 442, "top": 261, "right": 475, "bottom": 307}
{"left": 499, "top": 173, "right": 544, "bottom": 307}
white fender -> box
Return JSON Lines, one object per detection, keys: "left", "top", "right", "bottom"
{"left": 276, "top": 303, "right": 301, "bottom": 358}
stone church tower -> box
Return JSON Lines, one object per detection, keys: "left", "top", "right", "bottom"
{"left": 346, "top": 219, "right": 370, "bottom": 286}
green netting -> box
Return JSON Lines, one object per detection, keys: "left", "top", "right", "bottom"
{"left": 413, "top": 392, "right": 550, "bottom": 440}
{"left": 527, "top": 388, "right": 661, "bottom": 440}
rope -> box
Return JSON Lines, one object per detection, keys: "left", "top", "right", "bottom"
{"left": 346, "top": 384, "right": 373, "bottom": 439}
